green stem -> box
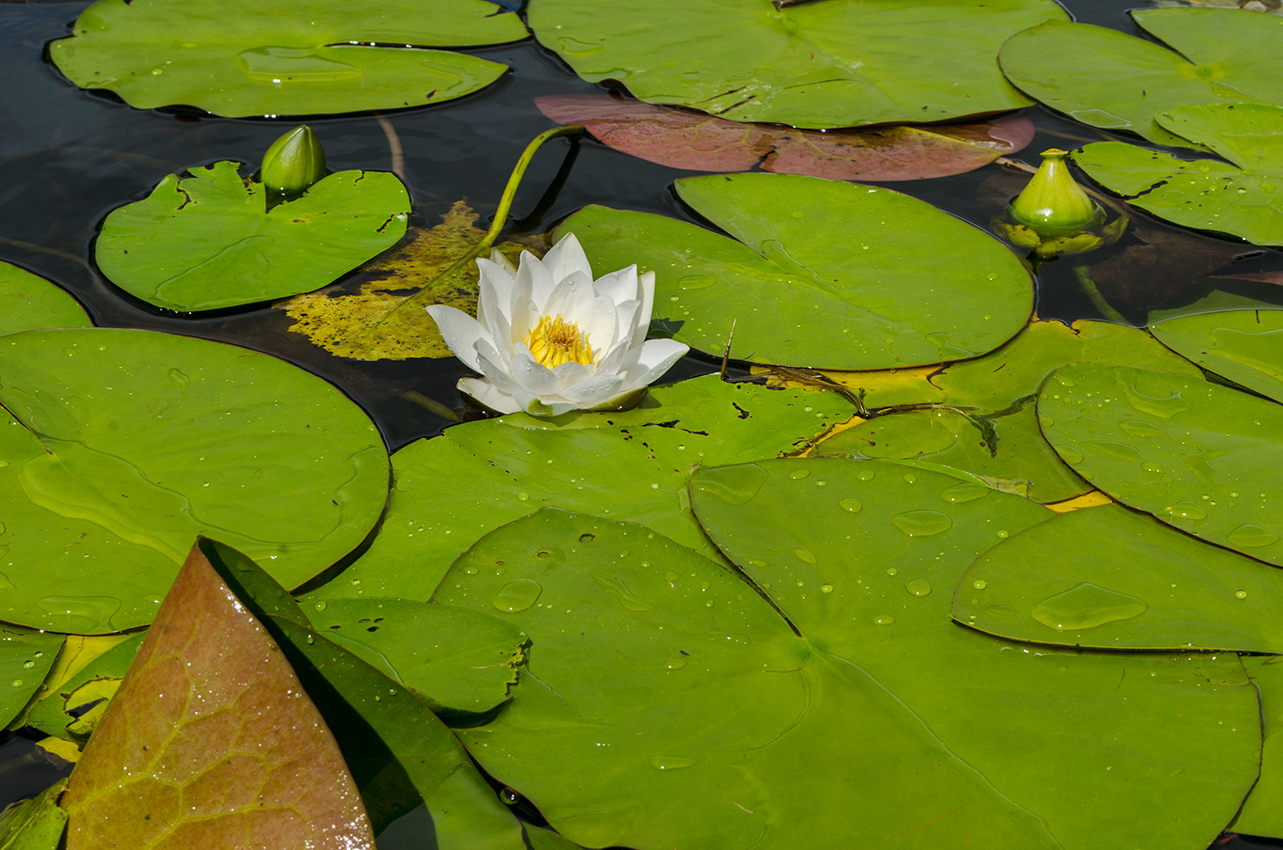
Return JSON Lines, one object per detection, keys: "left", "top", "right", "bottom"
{"left": 1072, "top": 264, "right": 1128, "bottom": 324}
{"left": 384, "top": 125, "right": 583, "bottom": 320}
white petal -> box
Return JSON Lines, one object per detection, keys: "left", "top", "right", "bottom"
{"left": 475, "top": 258, "right": 513, "bottom": 332}
{"left": 508, "top": 292, "right": 539, "bottom": 354}
{"left": 542, "top": 233, "right": 594, "bottom": 284}
{"left": 425, "top": 305, "right": 486, "bottom": 372}
{"left": 596, "top": 337, "right": 633, "bottom": 377}
{"left": 541, "top": 270, "right": 595, "bottom": 322}
{"left": 551, "top": 360, "right": 594, "bottom": 393}
{"left": 620, "top": 338, "right": 689, "bottom": 391}
{"left": 458, "top": 377, "right": 520, "bottom": 414}
{"left": 560, "top": 373, "right": 626, "bottom": 406}
{"left": 475, "top": 339, "right": 522, "bottom": 394}
{"left": 487, "top": 248, "right": 518, "bottom": 277}
{"left": 510, "top": 346, "right": 561, "bottom": 394}
{"left": 514, "top": 390, "right": 579, "bottom": 418}
{"left": 629, "top": 270, "right": 657, "bottom": 351}
{"left": 579, "top": 294, "right": 621, "bottom": 359}
{"left": 516, "top": 249, "right": 557, "bottom": 310}
{"left": 592, "top": 265, "right": 640, "bottom": 307}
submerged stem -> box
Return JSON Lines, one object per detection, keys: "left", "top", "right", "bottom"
{"left": 1072, "top": 264, "right": 1128, "bottom": 324}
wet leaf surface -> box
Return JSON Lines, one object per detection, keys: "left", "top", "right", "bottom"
{"left": 305, "top": 375, "right": 853, "bottom": 604}
{"left": 1076, "top": 104, "right": 1283, "bottom": 247}
{"left": 0, "top": 779, "right": 68, "bottom": 850}
{"left": 1151, "top": 307, "right": 1283, "bottom": 403}
{"left": 1232, "top": 655, "right": 1283, "bottom": 838}
{"left": 535, "top": 93, "right": 1034, "bottom": 181}
{"left": 281, "top": 201, "right": 545, "bottom": 361}
{"left": 96, "top": 161, "right": 409, "bottom": 312}
{"left": 820, "top": 404, "right": 1090, "bottom": 503}
{"left": 530, "top": 0, "right": 1067, "bottom": 128}
{"left": 957, "top": 503, "right": 1283, "bottom": 650}
{"left": 1000, "top": 8, "right": 1283, "bottom": 147}
{"left": 0, "top": 262, "right": 90, "bottom": 336}
{"left": 0, "top": 328, "right": 389, "bottom": 633}
{"left": 49, "top": 0, "right": 528, "bottom": 117}
{"left": 61, "top": 541, "right": 375, "bottom": 850}
{"left": 1039, "top": 362, "right": 1283, "bottom": 565}
{"left": 563, "top": 173, "right": 1033, "bottom": 370}
{"left": 25, "top": 633, "right": 144, "bottom": 744}
{"left": 0, "top": 627, "right": 63, "bottom": 730}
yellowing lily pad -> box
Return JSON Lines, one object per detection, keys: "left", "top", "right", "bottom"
{"left": 0, "top": 626, "right": 63, "bottom": 730}
{"left": 50, "top": 0, "right": 528, "bottom": 117}
{"left": 562, "top": 173, "right": 1034, "bottom": 370}
{"left": 96, "top": 160, "right": 409, "bottom": 312}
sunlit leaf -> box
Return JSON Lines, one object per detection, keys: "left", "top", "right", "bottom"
{"left": 535, "top": 93, "right": 1034, "bottom": 181}
{"left": 0, "top": 779, "right": 68, "bottom": 850}
{"left": 305, "top": 375, "right": 853, "bottom": 605}
{"left": 1000, "top": 8, "right": 1283, "bottom": 147}
{"left": 957, "top": 503, "right": 1283, "bottom": 650}
{"left": 1076, "top": 104, "right": 1283, "bottom": 246}
{"left": 1232, "top": 655, "right": 1283, "bottom": 839}
{"left": 281, "top": 201, "right": 545, "bottom": 361}
{"left": 196, "top": 539, "right": 527, "bottom": 847}
{"left": 25, "top": 633, "right": 144, "bottom": 743}
{"left": 49, "top": 0, "right": 528, "bottom": 117}
{"left": 308, "top": 598, "right": 526, "bottom": 718}
{"left": 819, "top": 404, "right": 1089, "bottom": 503}
{"left": 0, "top": 328, "right": 389, "bottom": 633}
{"left": 529, "top": 0, "right": 1067, "bottom": 128}
{"left": 1039, "top": 362, "right": 1283, "bottom": 565}
{"left": 61, "top": 541, "right": 376, "bottom": 850}
{"left": 96, "top": 160, "right": 409, "bottom": 312}
{"left": 795, "top": 318, "right": 1202, "bottom": 411}
{"left": 1150, "top": 307, "right": 1283, "bottom": 403}
{"left": 563, "top": 173, "right": 1033, "bottom": 370}
{"left": 0, "top": 262, "right": 90, "bottom": 336}
{"left": 5, "top": 635, "right": 133, "bottom": 733}
{"left": 0, "top": 626, "right": 63, "bottom": 730}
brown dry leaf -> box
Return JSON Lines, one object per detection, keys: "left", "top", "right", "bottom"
{"left": 61, "top": 541, "right": 374, "bottom": 850}
{"left": 280, "top": 201, "right": 546, "bottom": 361}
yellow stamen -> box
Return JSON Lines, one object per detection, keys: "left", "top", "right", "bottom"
{"left": 524, "top": 314, "right": 594, "bottom": 368}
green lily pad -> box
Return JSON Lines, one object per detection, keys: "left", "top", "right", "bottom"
{"left": 1038, "top": 362, "right": 1283, "bottom": 566}
{"left": 819, "top": 404, "right": 1090, "bottom": 503}
{"left": 49, "top": 0, "right": 527, "bottom": 117}
{"left": 0, "top": 626, "right": 63, "bottom": 730}
{"left": 436, "top": 462, "right": 1257, "bottom": 849}
{"left": 1075, "top": 104, "right": 1283, "bottom": 246}
{"left": 528, "top": 0, "right": 1066, "bottom": 128}
{"left": 690, "top": 459, "right": 1259, "bottom": 850}
{"left": 957, "top": 503, "right": 1283, "bottom": 651}
{"left": 306, "top": 375, "right": 851, "bottom": 604}
{"left": 0, "top": 780, "right": 68, "bottom": 850}
{"left": 999, "top": 8, "right": 1283, "bottom": 147}
{"left": 308, "top": 598, "right": 526, "bottom": 718}
{"left": 1151, "top": 307, "right": 1283, "bottom": 403}
{"left": 96, "top": 160, "right": 410, "bottom": 312}
{"left": 811, "top": 318, "right": 1203, "bottom": 410}
{"left": 0, "top": 262, "right": 90, "bottom": 336}
{"left": 561, "top": 173, "right": 1033, "bottom": 370}
{"left": 1233, "top": 655, "right": 1283, "bottom": 839}
{"left": 0, "top": 328, "right": 389, "bottom": 633}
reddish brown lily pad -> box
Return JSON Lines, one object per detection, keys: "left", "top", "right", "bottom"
{"left": 537, "top": 93, "right": 1033, "bottom": 181}
{"left": 61, "top": 541, "right": 374, "bottom": 850}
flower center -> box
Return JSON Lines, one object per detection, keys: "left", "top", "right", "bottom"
{"left": 524, "top": 314, "right": 594, "bottom": 369}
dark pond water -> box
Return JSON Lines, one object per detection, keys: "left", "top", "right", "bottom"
{"left": 2, "top": 0, "right": 1283, "bottom": 847}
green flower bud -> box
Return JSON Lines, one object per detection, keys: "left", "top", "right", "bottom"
{"left": 261, "top": 126, "right": 326, "bottom": 201}
{"left": 1008, "top": 148, "right": 1101, "bottom": 237}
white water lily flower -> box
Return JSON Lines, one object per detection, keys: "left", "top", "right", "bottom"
{"left": 426, "top": 233, "right": 689, "bottom": 417}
